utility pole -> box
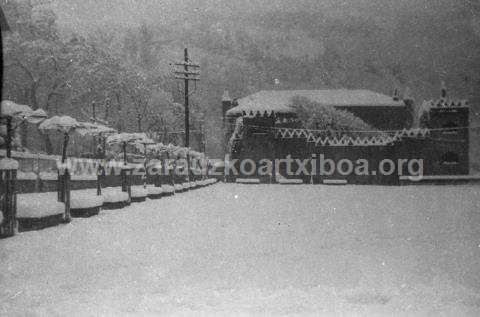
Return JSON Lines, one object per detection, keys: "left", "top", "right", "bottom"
{"left": 173, "top": 48, "right": 200, "bottom": 149}
{"left": 173, "top": 48, "right": 200, "bottom": 180}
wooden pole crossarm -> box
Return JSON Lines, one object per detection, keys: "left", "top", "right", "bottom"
{"left": 174, "top": 76, "right": 200, "bottom": 81}
{"left": 173, "top": 62, "right": 200, "bottom": 68}
{"left": 174, "top": 71, "right": 201, "bottom": 76}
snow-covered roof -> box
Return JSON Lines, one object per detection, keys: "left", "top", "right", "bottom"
{"left": 106, "top": 132, "right": 148, "bottom": 145}
{"left": 0, "top": 157, "right": 19, "bottom": 170}
{"left": 26, "top": 109, "right": 48, "bottom": 124}
{"left": 76, "top": 122, "right": 117, "bottom": 136}
{"left": 226, "top": 89, "right": 405, "bottom": 116}
{"left": 188, "top": 150, "right": 204, "bottom": 159}
{"left": 38, "top": 115, "right": 80, "bottom": 132}
{"left": 1, "top": 100, "right": 48, "bottom": 123}
{"left": 1, "top": 100, "right": 32, "bottom": 117}
{"left": 146, "top": 142, "right": 167, "bottom": 154}
{"left": 173, "top": 147, "right": 188, "bottom": 158}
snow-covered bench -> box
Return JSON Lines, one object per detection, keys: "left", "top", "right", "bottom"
{"left": 174, "top": 184, "right": 184, "bottom": 193}
{"left": 276, "top": 174, "right": 304, "bottom": 185}
{"left": 236, "top": 178, "right": 260, "bottom": 184}
{"left": 17, "top": 192, "right": 65, "bottom": 231}
{"left": 131, "top": 186, "right": 148, "bottom": 203}
{"left": 277, "top": 178, "right": 304, "bottom": 184}
{"left": 102, "top": 187, "right": 130, "bottom": 210}
{"left": 70, "top": 189, "right": 104, "bottom": 217}
{"left": 162, "top": 185, "right": 175, "bottom": 196}
{"left": 146, "top": 185, "right": 163, "bottom": 199}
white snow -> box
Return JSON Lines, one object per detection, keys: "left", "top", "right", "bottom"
{"left": 161, "top": 185, "right": 175, "bottom": 193}
{"left": 277, "top": 178, "right": 304, "bottom": 184}
{"left": 1, "top": 184, "right": 480, "bottom": 315}
{"left": 76, "top": 122, "right": 117, "bottom": 136}
{"left": 102, "top": 187, "right": 129, "bottom": 203}
{"left": 174, "top": 147, "right": 188, "bottom": 158}
{"left": 16, "top": 171, "right": 37, "bottom": 180}
{"left": 174, "top": 184, "right": 183, "bottom": 191}
{"left": 131, "top": 186, "right": 148, "bottom": 198}
{"left": 70, "top": 190, "right": 104, "bottom": 209}
{"left": 38, "top": 115, "right": 80, "bottom": 132}
{"left": 106, "top": 132, "right": 148, "bottom": 145}
{"left": 0, "top": 100, "right": 33, "bottom": 117}
{"left": 25, "top": 108, "right": 48, "bottom": 124}
{"left": 236, "top": 178, "right": 261, "bottom": 184}
{"left": 0, "top": 149, "right": 61, "bottom": 160}
{"left": 0, "top": 100, "right": 47, "bottom": 122}
{"left": 226, "top": 89, "right": 405, "bottom": 116}
{"left": 16, "top": 192, "right": 64, "bottom": 218}
{"left": 38, "top": 171, "right": 58, "bottom": 180}
{"left": 70, "top": 173, "right": 98, "bottom": 181}
{"left": 323, "top": 179, "right": 348, "bottom": 184}
{"left": 146, "top": 185, "right": 163, "bottom": 195}
{"left": 182, "top": 182, "right": 191, "bottom": 189}
{"left": 0, "top": 158, "right": 19, "bottom": 170}
{"left": 16, "top": 171, "right": 96, "bottom": 181}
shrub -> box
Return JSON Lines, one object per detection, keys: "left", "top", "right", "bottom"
{"left": 289, "top": 96, "right": 383, "bottom": 138}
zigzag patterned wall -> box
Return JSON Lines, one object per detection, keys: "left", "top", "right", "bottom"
{"left": 274, "top": 128, "right": 430, "bottom": 146}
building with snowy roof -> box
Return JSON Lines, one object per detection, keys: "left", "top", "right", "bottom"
{"left": 223, "top": 89, "right": 412, "bottom": 131}
{"left": 221, "top": 88, "right": 471, "bottom": 184}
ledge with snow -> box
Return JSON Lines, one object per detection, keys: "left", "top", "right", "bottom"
{"left": 16, "top": 192, "right": 65, "bottom": 231}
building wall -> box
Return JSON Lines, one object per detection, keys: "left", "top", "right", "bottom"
{"left": 228, "top": 106, "right": 470, "bottom": 183}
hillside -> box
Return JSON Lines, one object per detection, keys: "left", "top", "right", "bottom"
{"left": 3, "top": 0, "right": 480, "bottom": 158}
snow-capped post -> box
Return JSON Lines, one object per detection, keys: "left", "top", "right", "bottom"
{"left": 152, "top": 142, "right": 167, "bottom": 187}
{"left": 205, "top": 158, "right": 209, "bottom": 179}
{"left": 0, "top": 157, "right": 19, "bottom": 238}
{"left": 166, "top": 147, "right": 174, "bottom": 186}
{"left": 5, "top": 116, "right": 12, "bottom": 158}
{"left": 76, "top": 122, "right": 117, "bottom": 196}
{"left": 137, "top": 137, "right": 155, "bottom": 189}
{"left": 120, "top": 141, "right": 130, "bottom": 196}
{"left": 0, "top": 100, "right": 47, "bottom": 237}
{"left": 39, "top": 116, "right": 80, "bottom": 223}
{"left": 106, "top": 133, "right": 145, "bottom": 200}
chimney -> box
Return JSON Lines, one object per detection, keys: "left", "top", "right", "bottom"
{"left": 392, "top": 86, "right": 400, "bottom": 101}
{"left": 440, "top": 81, "right": 447, "bottom": 98}
{"left": 403, "top": 87, "right": 414, "bottom": 104}
{"left": 221, "top": 90, "right": 232, "bottom": 120}
{"left": 403, "top": 87, "right": 415, "bottom": 128}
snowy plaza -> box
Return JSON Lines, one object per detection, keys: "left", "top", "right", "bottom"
{"left": 1, "top": 183, "right": 480, "bottom": 316}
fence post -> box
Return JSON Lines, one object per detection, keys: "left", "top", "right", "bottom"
{"left": 97, "top": 161, "right": 104, "bottom": 196}
{"left": 121, "top": 166, "right": 132, "bottom": 201}
{"left": 0, "top": 167, "right": 18, "bottom": 238}
{"left": 63, "top": 170, "right": 71, "bottom": 223}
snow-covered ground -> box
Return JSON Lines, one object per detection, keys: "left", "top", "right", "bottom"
{"left": 1, "top": 184, "right": 480, "bottom": 316}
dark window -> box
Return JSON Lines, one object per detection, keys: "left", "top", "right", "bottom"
{"left": 442, "top": 152, "right": 459, "bottom": 165}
